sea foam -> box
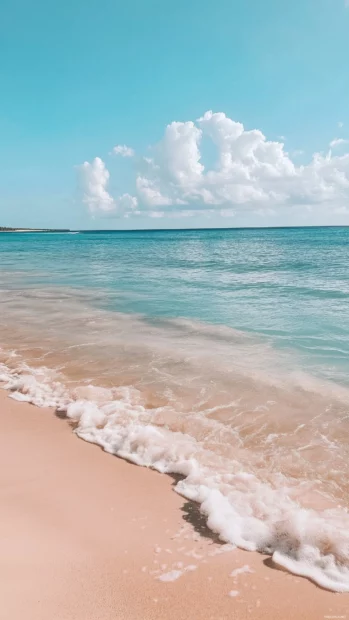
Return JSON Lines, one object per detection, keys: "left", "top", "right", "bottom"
{"left": 1, "top": 358, "right": 349, "bottom": 593}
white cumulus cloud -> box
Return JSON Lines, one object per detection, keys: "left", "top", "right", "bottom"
{"left": 78, "top": 157, "right": 115, "bottom": 214}
{"left": 329, "top": 138, "right": 348, "bottom": 149}
{"left": 77, "top": 157, "right": 137, "bottom": 216}
{"left": 112, "top": 144, "right": 135, "bottom": 157}
{"left": 78, "top": 111, "right": 349, "bottom": 219}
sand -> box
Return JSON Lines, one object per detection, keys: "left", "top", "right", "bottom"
{"left": 1, "top": 390, "right": 348, "bottom": 620}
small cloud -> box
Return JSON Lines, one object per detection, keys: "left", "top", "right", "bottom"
{"left": 76, "top": 157, "right": 138, "bottom": 217}
{"left": 338, "top": 121, "right": 344, "bottom": 128}
{"left": 220, "top": 209, "right": 235, "bottom": 217}
{"left": 77, "top": 157, "right": 115, "bottom": 214}
{"left": 118, "top": 193, "right": 138, "bottom": 211}
{"left": 277, "top": 135, "right": 286, "bottom": 141}
{"left": 329, "top": 138, "right": 348, "bottom": 149}
{"left": 292, "top": 149, "right": 304, "bottom": 157}
{"left": 169, "top": 210, "right": 195, "bottom": 218}
{"left": 148, "top": 211, "right": 164, "bottom": 218}
{"left": 112, "top": 144, "right": 135, "bottom": 157}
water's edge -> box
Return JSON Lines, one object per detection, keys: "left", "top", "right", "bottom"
{"left": 1, "top": 353, "right": 349, "bottom": 593}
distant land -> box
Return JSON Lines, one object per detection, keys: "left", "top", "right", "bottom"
{"left": 0, "top": 227, "right": 71, "bottom": 232}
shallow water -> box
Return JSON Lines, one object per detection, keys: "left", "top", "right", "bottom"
{"left": 1, "top": 227, "right": 349, "bottom": 590}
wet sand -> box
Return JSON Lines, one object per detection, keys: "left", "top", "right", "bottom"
{"left": 0, "top": 390, "right": 348, "bottom": 620}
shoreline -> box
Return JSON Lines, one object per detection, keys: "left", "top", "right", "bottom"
{"left": 1, "top": 390, "right": 349, "bottom": 619}
{"left": 0, "top": 228, "right": 71, "bottom": 233}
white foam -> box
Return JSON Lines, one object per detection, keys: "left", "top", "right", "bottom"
{"left": 2, "top": 360, "right": 349, "bottom": 592}
{"left": 228, "top": 590, "right": 239, "bottom": 597}
{"left": 0, "top": 363, "right": 69, "bottom": 409}
{"left": 209, "top": 544, "right": 236, "bottom": 557}
{"left": 230, "top": 565, "right": 254, "bottom": 578}
{"left": 185, "top": 550, "right": 203, "bottom": 559}
{"left": 158, "top": 570, "right": 183, "bottom": 582}
{"left": 158, "top": 563, "right": 198, "bottom": 582}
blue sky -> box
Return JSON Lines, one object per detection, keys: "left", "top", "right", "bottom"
{"left": 1, "top": 0, "right": 349, "bottom": 229}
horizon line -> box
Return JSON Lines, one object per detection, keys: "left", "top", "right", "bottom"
{"left": 2, "top": 224, "right": 349, "bottom": 234}
{"left": 76, "top": 224, "right": 349, "bottom": 233}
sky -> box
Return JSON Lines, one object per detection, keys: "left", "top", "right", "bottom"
{"left": 1, "top": 0, "right": 349, "bottom": 230}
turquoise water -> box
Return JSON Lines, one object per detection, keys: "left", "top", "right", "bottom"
{"left": 2, "top": 227, "right": 349, "bottom": 590}
{"left": 1, "top": 226, "right": 349, "bottom": 385}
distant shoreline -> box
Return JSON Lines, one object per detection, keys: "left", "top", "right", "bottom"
{"left": 0, "top": 228, "right": 71, "bottom": 233}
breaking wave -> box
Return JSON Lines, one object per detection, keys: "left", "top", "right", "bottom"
{"left": 1, "top": 350, "right": 349, "bottom": 593}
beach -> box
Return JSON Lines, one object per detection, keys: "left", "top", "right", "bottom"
{"left": 1, "top": 227, "right": 349, "bottom": 615}
{"left": 2, "top": 0, "right": 349, "bottom": 612}
{"left": 1, "top": 389, "right": 348, "bottom": 620}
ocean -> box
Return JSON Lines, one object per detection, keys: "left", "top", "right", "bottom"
{"left": 1, "top": 226, "right": 349, "bottom": 591}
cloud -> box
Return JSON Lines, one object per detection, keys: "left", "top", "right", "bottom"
{"left": 329, "top": 138, "right": 348, "bottom": 149}
{"left": 149, "top": 211, "right": 165, "bottom": 218}
{"left": 254, "top": 207, "right": 277, "bottom": 217}
{"left": 116, "top": 193, "right": 138, "bottom": 212}
{"left": 78, "top": 111, "right": 349, "bottom": 219}
{"left": 136, "top": 175, "right": 173, "bottom": 207}
{"left": 112, "top": 144, "right": 135, "bottom": 157}
{"left": 338, "top": 122, "right": 344, "bottom": 129}
{"left": 78, "top": 157, "right": 115, "bottom": 214}
{"left": 220, "top": 208, "right": 235, "bottom": 217}
{"left": 77, "top": 157, "right": 137, "bottom": 216}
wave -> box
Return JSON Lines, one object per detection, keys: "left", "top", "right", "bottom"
{"left": 1, "top": 355, "right": 349, "bottom": 592}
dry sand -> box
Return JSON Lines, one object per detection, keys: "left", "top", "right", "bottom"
{"left": 0, "top": 390, "right": 348, "bottom": 620}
